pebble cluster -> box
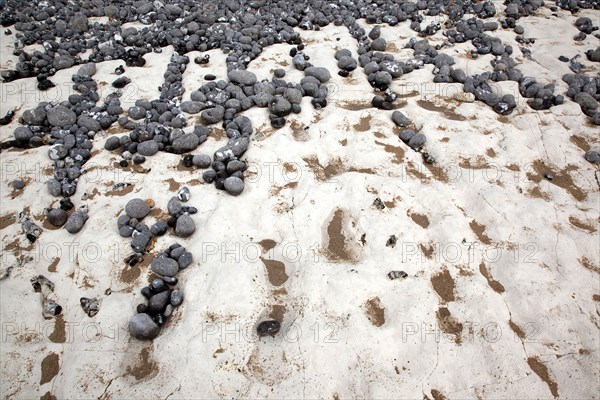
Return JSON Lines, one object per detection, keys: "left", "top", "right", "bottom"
{"left": 129, "top": 243, "right": 189, "bottom": 340}
{"left": 1, "top": 0, "right": 599, "bottom": 342}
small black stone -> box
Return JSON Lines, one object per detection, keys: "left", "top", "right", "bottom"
{"left": 141, "top": 286, "right": 153, "bottom": 299}
{"left": 154, "top": 313, "right": 166, "bottom": 326}
{"left": 183, "top": 155, "right": 194, "bottom": 168}
{"left": 257, "top": 320, "right": 281, "bottom": 337}
{"left": 151, "top": 279, "right": 167, "bottom": 293}
{"left": 163, "top": 276, "right": 178, "bottom": 286}
{"left": 119, "top": 160, "right": 128, "bottom": 167}
{"left": 60, "top": 198, "right": 74, "bottom": 211}
{"left": 137, "top": 303, "right": 148, "bottom": 313}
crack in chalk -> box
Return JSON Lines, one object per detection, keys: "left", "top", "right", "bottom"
{"left": 426, "top": 340, "right": 440, "bottom": 381}
{"left": 479, "top": 192, "right": 505, "bottom": 221}
{"left": 97, "top": 376, "right": 116, "bottom": 400}
{"left": 501, "top": 297, "right": 529, "bottom": 359}
{"left": 164, "top": 382, "right": 181, "bottom": 400}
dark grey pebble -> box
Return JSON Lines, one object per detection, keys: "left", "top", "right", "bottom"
{"left": 175, "top": 214, "right": 195, "bottom": 237}
{"left": 125, "top": 198, "right": 151, "bottom": 219}
{"left": 257, "top": 320, "right": 281, "bottom": 337}
{"left": 178, "top": 251, "right": 193, "bottom": 269}
{"left": 129, "top": 313, "right": 160, "bottom": 340}
{"left": 12, "top": 179, "right": 25, "bottom": 190}
{"left": 170, "top": 290, "right": 184, "bottom": 307}
{"left": 47, "top": 208, "right": 67, "bottom": 227}
{"left": 150, "top": 221, "right": 168, "bottom": 236}
{"left": 151, "top": 257, "right": 179, "bottom": 277}
{"left": 65, "top": 210, "right": 89, "bottom": 234}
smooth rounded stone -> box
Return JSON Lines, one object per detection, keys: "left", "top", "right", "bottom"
{"left": 148, "top": 290, "right": 171, "bottom": 314}
{"left": 192, "top": 154, "right": 211, "bottom": 168}
{"left": 228, "top": 69, "right": 257, "bottom": 86}
{"left": 257, "top": 320, "right": 281, "bottom": 337}
{"left": 178, "top": 251, "right": 193, "bottom": 269}
{"left": 125, "top": 198, "right": 151, "bottom": 219}
{"left": 170, "top": 290, "right": 184, "bottom": 307}
{"left": 177, "top": 186, "right": 190, "bottom": 202}
{"left": 399, "top": 129, "right": 416, "bottom": 142}
{"left": 47, "top": 179, "right": 62, "bottom": 197}
{"left": 170, "top": 246, "right": 186, "bottom": 259}
{"left": 273, "top": 68, "right": 286, "bottom": 78}
{"left": 391, "top": 111, "right": 411, "bottom": 127}
{"left": 269, "top": 97, "right": 292, "bottom": 117}
{"left": 201, "top": 106, "right": 225, "bottom": 125}
{"left": 131, "top": 230, "right": 153, "bottom": 253}
{"left": 584, "top": 151, "right": 600, "bottom": 164}
{"left": 371, "top": 37, "right": 387, "bottom": 51}
{"left": 141, "top": 286, "right": 153, "bottom": 300}
{"left": 151, "top": 257, "right": 179, "bottom": 277}
{"left": 129, "top": 313, "right": 160, "bottom": 340}
{"left": 65, "top": 210, "right": 89, "bottom": 234}
{"left": 151, "top": 278, "right": 167, "bottom": 293}
{"left": 119, "top": 225, "right": 134, "bottom": 237}
{"left": 47, "top": 208, "right": 67, "bottom": 227}
{"left": 150, "top": 221, "right": 168, "bottom": 236}
{"left": 163, "top": 276, "right": 178, "bottom": 286}
{"left": 450, "top": 69, "right": 467, "bottom": 83}
{"left": 53, "top": 55, "right": 75, "bottom": 70}
{"left": 374, "top": 71, "right": 392, "bottom": 87}
{"left": 408, "top": 133, "right": 426, "bottom": 149}
{"left": 180, "top": 101, "right": 203, "bottom": 114}
{"left": 47, "top": 106, "right": 76, "bottom": 128}
{"left": 175, "top": 214, "right": 195, "bottom": 237}
{"left": 167, "top": 197, "right": 182, "bottom": 216}
{"left": 112, "top": 76, "right": 131, "bottom": 88}
{"left": 514, "top": 25, "right": 525, "bottom": 34}
{"left": 128, "top": 106, "right": 146, "bottom": 120}
{"left": 14, "top": 126, "right": 33, "bottom": 142}
{"left": 369, "top": 26, "right": 381, "bottom": 40}
{"left": 137, "top": 140, "right": 159, "bottom": 156}
{"left": 338, "top": 56, "right": 357, "bottom": 71}
{"left": 12, "top": 179, "right": 25, "bottom": 190}
{"left": 202, "top": 170, "right": 217, "bottom": 183}
{"left": 77, "top": 63, "right": 96, "bottom": 77}
{"left": 224, "top": 176, "right": 244, "bottom": 196}
{"left": 304, "top": 66, "right": 331, "bottom": 83}
{"left": 104, "top": 136, "right": 120, "bottom": 151}
{"left": 364, "top": 61, "right": 380, "bottom": 75}
{"left": 172, "top": 133, "right": 199, "bottom": 154}
{"left": 574, "top": 92, "right": 598, "bottom": 111}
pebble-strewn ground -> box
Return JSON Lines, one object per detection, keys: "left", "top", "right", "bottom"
{"left": 0, "top": 0, "right": 599, "bottom": 398}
